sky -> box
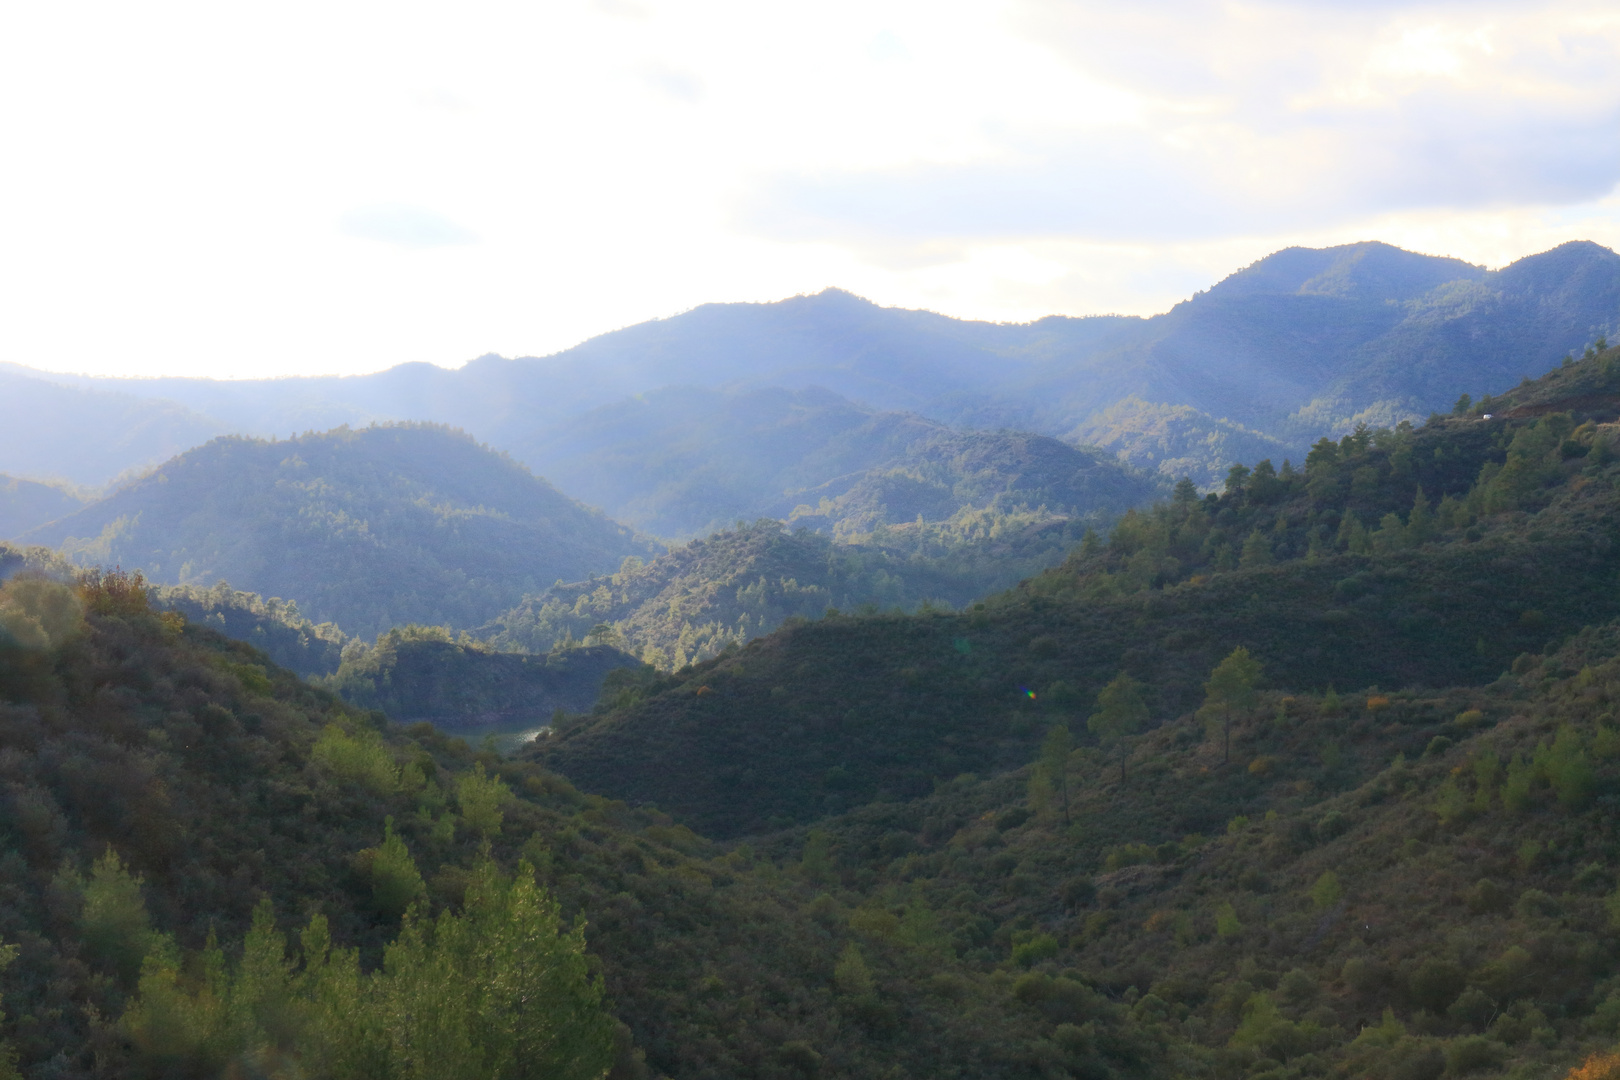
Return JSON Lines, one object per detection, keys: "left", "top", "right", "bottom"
{"left": 1, "top": 0, "right": 1617, "bottom": 379}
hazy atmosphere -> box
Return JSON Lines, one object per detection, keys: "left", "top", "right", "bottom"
{"left": 11, "top": 4, "right": 1620, "bottom": 1080}
{"left": 3, "top": 0, "right": 1618, "bottom": 377}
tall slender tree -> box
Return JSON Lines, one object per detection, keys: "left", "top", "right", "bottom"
{"left": 1203, "top": 647, "right": 1262, "bottom": 764}
{"left": 1088, "top": 671, "right": 1148, "bottom": 782}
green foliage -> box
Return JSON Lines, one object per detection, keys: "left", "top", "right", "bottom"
{"left": 26, "top": 423, "right": 653, "bottom": 638}
{"left": 0, "top": 574, "right": 82, "bottom": 651}
{"left": 324, "top": 628, "right": 638, "bottom": 736}
{"left": 482, "top": 519, "right": 1109, "bottom": 670}
{"left": 456, "top": 762, "right": 513, "bottom": 840}
{"left": 362, "top": 819, "right": 426, "bottom": 921}
{"left": 121, "top": 866, "right": 615, "bottom": 1080}
{"left": 152, "top": 581, "right": 347, "bottom": 677}
{"left": 1088, "top": 671, "right": 1147, "bottom": 781}
{"left": 800, "top": 829, "right": 834, "bottom": 885}
{"left": 79, "top": 847, "right": 155, "bottom": 983}
{"left": 1033, "top": 725, "right": 1074, "bottom": 823}
{"left": 1309, "top": 870, "right": 1343, "bottom": 910}
{"left": 1203, "top": 647, "right": 1262, "bottom": 763}
{"left": 312, "top": 723, "right": 401, "bottom": 796}
{"left": 1229, "top": 992, "right": 1321, "bottom": 1063}
{"left": 832, "top": 942, "right": 875, "bottom": 996}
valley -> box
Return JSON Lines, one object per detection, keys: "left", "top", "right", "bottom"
{"left": 4, "top": 243, "right": 1620, "bottom": 1079}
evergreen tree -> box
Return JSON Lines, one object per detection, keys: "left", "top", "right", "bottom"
{"left": 1406, "top": 486, "right": 1436, "bottom": 545}
{"left": 1037, "top": 724, "right": 1074, "bottom": 823}
{"left": 1088, "top": 672, "right": 1147, "bottom": 782}
{"left": 1240, "top": 529, "right": 1273, "bottom": 568}
{"left": 1203, "top": 647, "right": 1261, "bottom": 764}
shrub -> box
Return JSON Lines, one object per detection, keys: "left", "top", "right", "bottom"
{"left": 1342, "top": 957, "right": 1389, "bottom": 997}
{"left": 1444, "top": 1036, "right": 1501, "bottom": 1076}
{"left": 833, "top": 943, "right": 874, "bottom": 996}
{"left": 1310, "top": 871, "right": 1343, "bottom": 910}
{"left": 777, "top": 1040, "right": 822, "bottom": 1078}
{"left": 1515, "top": 889, "right": 1559, "bottom": 918}
{"left": 1466, "top": 879, "right": 1509, "bottom": 915}
{"left": 456, "top": 763, "right": 513, "bottom": 839}
{"left": 1408, "top": 959, "right": 1465, "bottom": 1013}
{"left": 1446, "top": 987, "right": 1496, "bottom": 1031}
{"left": 849, "top": 906, "right": 901, "bottom": 941}
{"left": 1012, "top": 933, "right": 1060, "bottom": 968}
{"left": 1315, "top": 809, "right": 1348, "bottom": 841}
{"left": 311, "top": 723, "right": 399, "bottom": 796}
{"left": 361, "top": 819, "right": 425, "bottom": 921}
{"left": 1060, "top": 876, "right": 1096, "bottom": 909}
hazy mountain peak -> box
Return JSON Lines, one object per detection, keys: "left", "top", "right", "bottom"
{"left": 1208, "top": 240, "right": 1485, "bottom": 302}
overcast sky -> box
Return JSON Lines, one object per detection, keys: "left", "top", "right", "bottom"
{"left": 2, "top": 0, "right": 1617, "bottom": 379}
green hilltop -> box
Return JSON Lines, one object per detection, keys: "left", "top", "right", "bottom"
{"left": 481, "top": 513, "right": 1101, "bottom": 671}
{"left": 20, "top": 423, "right": 656, "bottom": 639}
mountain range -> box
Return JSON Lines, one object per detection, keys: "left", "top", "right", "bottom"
{"left": 9, "top": 346, "right": 1620, "bottom": 1078}
{"left": 3, "top": 240, "right": 1616, "bottom": 497}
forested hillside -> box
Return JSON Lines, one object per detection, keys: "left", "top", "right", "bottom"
{"left": 483, "top": 515, "right": 1099, "bottom": 669}
{"left": 0, "top": 477, "right": 83, "bottom": 542}
{"left": 0, "top": 568, "right": 1185, "bottom": 1080}
{"left": 149, "top": 581, "right": 349, "bottom": 677}
{"left": 322, "top": 628, "right": 639, "bottom": 737}
{"left": 506, "top": 385, "right": 1160, "bottom": 540}
{"left": 537, "top": 346, "right": 1620, "bottom": 837}
{"left": 21, "top": 423, "right": 655, "bottom": 638}
{"left": 9, "top": 351, "right": 1620, "bottom": 1079}
{"left": 6, "top": 242, "right": 1615, "bottom": 493}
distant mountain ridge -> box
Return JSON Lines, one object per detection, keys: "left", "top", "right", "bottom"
{"left": 0, "top": 474, "right": 85, "bottom": 540}
{"left": 21, "top": 423, "right": 655, "bottom": 637}
{"left": 4, "top": 240, "right": 1616, "bottom": 496}
{"left": 521, "top": 384, "right": 1160, "bottom": 539}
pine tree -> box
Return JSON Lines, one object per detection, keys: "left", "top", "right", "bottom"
{"left": 1038, "top": 725, "right": 1074, "bottom": 822}
{"left": 1088, "top": 672, "right": 1147, "bottom": 782}
{"left": 1203, "top": 647, "right": 1262, "bottom": 764}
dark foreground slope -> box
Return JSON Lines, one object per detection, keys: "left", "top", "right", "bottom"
{"left": 22, "top": 423, "right": 654, "bottom": 638}
{"left": 536, "top": 347, "right": 1620, "bottom": 838}
{"left": 749, "top": 626, "right": 1620, "bottom": 1080}
{"left": 0, "top": 573, "right": 1178, "bottom": 1080}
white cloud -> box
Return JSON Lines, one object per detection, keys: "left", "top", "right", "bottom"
{"left": 0, "top": 0, "right": 1615, "bottom": 378}
{"left": 340, "top": 205, "right": 479, "bottom": 247}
